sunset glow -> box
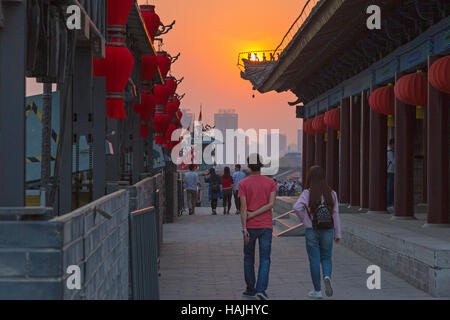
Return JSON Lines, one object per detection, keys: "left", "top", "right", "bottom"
{"left": 136, "top": 0, "right": 307, "bottom": 144}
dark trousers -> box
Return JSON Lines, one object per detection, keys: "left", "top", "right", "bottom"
{"left": 233, "top": 190, "right": 240, "bottom": 211}
{"left": 223, "top": 188, "right": 232, "bottom": 212}
{"left": 244, "top": 228, "right": 272, "bottom": 294}
{"left": 211, "top": 199, "right": 218, "bottom": 210}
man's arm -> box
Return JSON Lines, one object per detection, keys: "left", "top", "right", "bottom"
{"left": 246, "top": 191, "right": 276, "bottom": 220}
{"left": 240, "top": 196, "right": 250, "bottom": 245}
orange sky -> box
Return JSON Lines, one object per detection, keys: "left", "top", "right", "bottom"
{"left": 142, "top": 0, "right": 304, "bottom": 145}
{"left": 27, "top": 0, "right": 305, "bottom": 146}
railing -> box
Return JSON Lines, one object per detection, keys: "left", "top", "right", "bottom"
{"left": 129, "top": 206, "right": 160, "bottom": 300}
{"left": 237, "top": 0, "right": 321, "bottom": 71}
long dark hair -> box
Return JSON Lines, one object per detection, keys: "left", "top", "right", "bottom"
{"left": 223, "top": 166, "right": 231, "bottom": 179}
{"left": 210, "top": 168, "right": 218, "bottom": 182}
{"left": 304, "top": 166, "right": 334, "bottom": 211}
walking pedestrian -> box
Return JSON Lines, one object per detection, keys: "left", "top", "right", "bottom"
{"left": 232, "top": 164, "right": 246, "bottom": 215}
{"left": 205, "top": 168, "right": 222, "bottom": 215}
{"left": 293, "top": 165, "right": 341, "bottom": 299}
{"left": 240, "top": 154, "right": 277, "bottom": 300}
{"left": 387, "top": 138, "right": 395, "bottom": 210}
{"left": 183, "top": 164, "right": 201, "bottom": 215}
{"left": 221, "top": 166, "right": 233, "bottom": 215}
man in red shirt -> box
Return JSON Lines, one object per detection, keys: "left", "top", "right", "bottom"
{"left": 239, "top": 154, "right": 277, "bottom": 300}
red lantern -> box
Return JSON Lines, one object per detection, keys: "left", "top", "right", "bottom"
{"left": 369, "top": 85, "right": 395, "bottom": 116}
{"left": 312, "top": 114, "right": 327, "bottom": 134}
{"left": 134, "top": 92, "right": 156, "bottom": 122}
{"left": 142, "top": 55, "right": 159, "bottom": 85}
{"left": 157, "top": 51, "right": 171, "bottom": 78}
{"left": 394, "top": 71, "right": 428, "bottom": 106}
{"left": 165, "top": 77, "right": 178, "bottom": 95}
{"left": 153, "top": 84, "right": 171, "bottom": 145}
{"left": 140, "top": 5, "right": 161, "bottom": 41}
{"left": 324, "top": 108, "right": 340, "bottom": 131}
{"left": 176, "top": 110, "right": 183, "bottom": 121}
{"left": 429, "top": 55, "right": 450, "bottom": 94}
{"left": 165, "top": 123, "right": 177, "bottom": 149}
{"left": 140, "top": 124, "right": 149, "bottom": 138}
{"left": 107, "top": 0, "right": 135, "bottom": 26}
{"left": 167, "top": 97, "right": 181, "bottom": 120}
{"left": 304, "top": 119, "right": 315, "bottom": 136}
{"left": 105, "top": 46, "right": 135, "bottom": 119}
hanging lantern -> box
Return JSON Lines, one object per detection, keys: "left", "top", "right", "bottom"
{"left": 176, "top": 110, "right": 183, "bottom": 121}
{"left": 164, "top": 123, "right": 177, "bottom": 149}
{"left": 134, "top": 92, "right": 156, "bottom": 122}
{"left": 105, "top": 45, "right": 135, "bottom": 119}
{"left": 101, "top": 0, "right": 135, "bottom": 119}
{"left": 324, "top": 108, "right": 340, "bottom": 131}
{"left": 157, "top": 51, "right": 171, "bottom": 78}
{"left": 369, "top": 84, "right": 395, "bottom": 116}
{"left": 394, "top": 71, "right": 428, "bottom": 107}
{"left": 429, "top": 55, "right": 450, "bottom": 94}
{"left": 142, "top": 55, "right": 159, "bottom": 87}
{"left": 140, "top": 4, "right": 161, "bottom": 41}
{"left": 107, "top": 0, "right": 135, "bottom": 27}
{"left": 304, "top": 119, "right": 315, "bottom": 136}
{"left": 140, "top": 124, "right": 149, "bottom": 138}
{"left": 165, "top": 76, "right": 178, "bottom": 95}
{"left": 312, "top": 114, "right": 327, "bottom": 134}
{"left": 153, "top": 84, "right": 171, "bottom": 145}
{"left": 167, "top": 96, "right": 181, "bottom": 120}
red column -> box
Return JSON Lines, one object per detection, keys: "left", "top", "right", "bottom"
{"left": 302, "top": 129, "right": 307, "bottom": 184}
{"left": 339, "top": 98, "right": 350, "bottom": 204}
{"left": 305, "top": 131, "right": 315, "bottom": 182}
{"left": 422, "top": 112, "right": 427, "bottom": 203}
{"left": 315, "top": 133, "right": 325, "bottom": 169}
{"left": 361, "top": 90, "right": 370, "bottom": 209}
{"left": 350, "top": 95, "right": 361, "bottom": 207}
{"left": 326, "top": 115, "right": 339, "bottom": 192}
{"left": 393, "top": 72, "right": 416, "bottom": 219}
{"left": 368, "top": 86, "right": 388, "bottom": 214}
{"left": 425, "top": 56, "right": 450, "bottom": 226}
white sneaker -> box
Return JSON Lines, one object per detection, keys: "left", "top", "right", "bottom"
{"left": 307, "top": 290, "right": 323, "bottom": 299}
{"left": 323, "top": 276, "right": 333, "bottom": 297}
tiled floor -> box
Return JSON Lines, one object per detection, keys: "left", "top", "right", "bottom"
{"left": 159, "top": 208, "right": 433, "bottom": 300}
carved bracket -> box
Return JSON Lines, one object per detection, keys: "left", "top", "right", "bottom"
{"left": 157, "top": 20, "right": 176, "bottom": 36}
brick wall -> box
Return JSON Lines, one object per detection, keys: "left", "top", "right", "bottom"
{"left": 0, "top": 190, "right": 130, "bottom": 300}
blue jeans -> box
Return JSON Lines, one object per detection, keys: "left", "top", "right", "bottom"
{"left": 305, "top": 228, "right": 334, "bottom": 291}
{"left": 387, "top": 173, "right": 395, "bottom": 207}
{"left": 244, "top": 228, "right": 272, "bottom": 294}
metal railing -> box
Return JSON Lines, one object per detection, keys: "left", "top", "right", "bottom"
{"left": 129, "top": 206, "right": 160, "bottom": 300}
{"left": 237, "top": 0, "right": 320, "bottom": 71}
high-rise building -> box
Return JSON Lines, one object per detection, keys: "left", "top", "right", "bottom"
{"left": 279, "top": 133, "right": 287, "bottom": 157}
{"left": 214, "top": 109, "right": 238, "bottom": 165}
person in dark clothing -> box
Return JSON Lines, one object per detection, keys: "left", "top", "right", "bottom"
{"left": 222, "top": 166, "right": 233, "bottom": 215}
{"left": 205, "top": 168, "right": 223, "bottom": 215}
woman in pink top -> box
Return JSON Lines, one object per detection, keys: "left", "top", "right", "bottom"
{"left": 293, "top": 166, "right": 341, "bottom": 299}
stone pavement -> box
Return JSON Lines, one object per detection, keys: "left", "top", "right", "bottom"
{"left": 159, "top": 208, "right": 433, "bottom": 300}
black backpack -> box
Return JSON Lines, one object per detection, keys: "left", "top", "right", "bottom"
{"left": 305, "top": 201, "right": 334, "bottom": 230}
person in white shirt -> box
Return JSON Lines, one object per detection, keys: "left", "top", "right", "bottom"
{"left": 184, "top": 164, "right": 201, "bottom": 215}
{"left": 387, "top": 138, "right": 395, "bottom": 209}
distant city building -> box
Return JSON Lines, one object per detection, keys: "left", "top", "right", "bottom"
{"left": 180, "top": 108, "right": 193, "bottom": 129}
{"left": 288, "top": 143, "right": 298, "bottom": 153}
{"left": 214, "top": 109, "right": 238, "bottom": 165}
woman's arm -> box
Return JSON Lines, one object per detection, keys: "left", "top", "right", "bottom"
{"left": 293, "top": 190, "right": 309, "bottom": 222}
{"left": 246, "top": 191, "right": 276, "bottom": 220}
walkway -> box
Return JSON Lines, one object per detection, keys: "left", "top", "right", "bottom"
{"left": 159, "top": 208, "right": 433, "bottom": 300}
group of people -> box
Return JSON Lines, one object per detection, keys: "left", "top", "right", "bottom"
{"left": 184, "top": 154, "right": 342, "bottom": 300}
{"left": 276, "top": 179, "right": 302, "bottom": 196}
{"left": 183, "top": 164, "right": 246, "bottom": 215}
